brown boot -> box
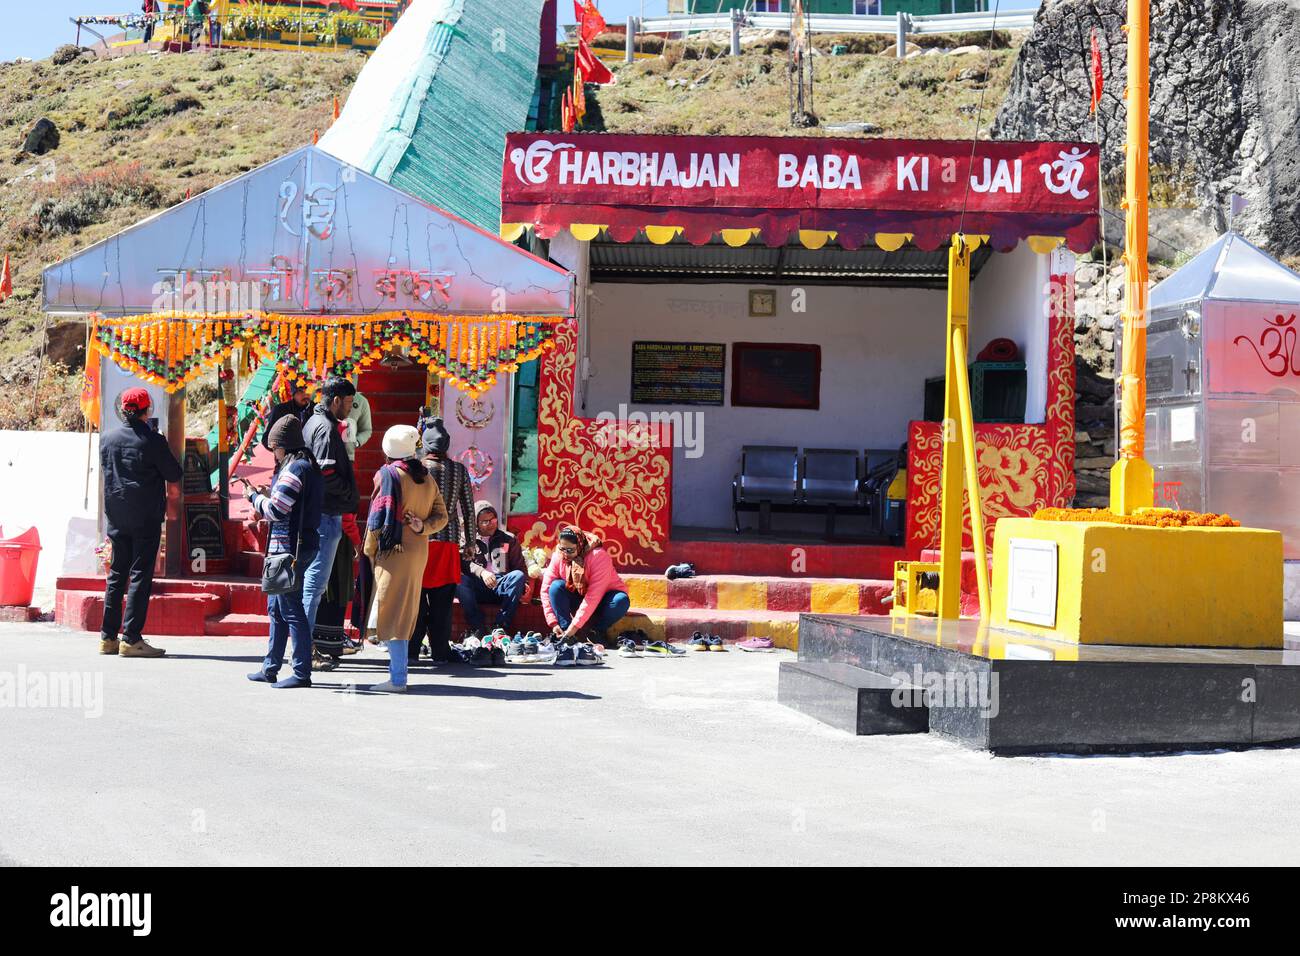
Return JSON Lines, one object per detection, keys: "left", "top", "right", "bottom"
{"left": 119, "top": 638, "right": 166, "bottom": 658}
{"left": 99, "top": 638, "right": 120, "bottom": 655}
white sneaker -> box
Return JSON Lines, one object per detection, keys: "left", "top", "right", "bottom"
{"left": 369, "top": 681, "right": 408, "bottom": 694}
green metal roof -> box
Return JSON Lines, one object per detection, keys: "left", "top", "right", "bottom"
{"left": 320, "top": 0, "right": 545, "bottom": 231}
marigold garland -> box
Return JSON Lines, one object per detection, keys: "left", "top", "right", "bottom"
{"left": 87, "top": 310, "right": 563, "bottom": 396}
{"left": 1033, "top": 507, "right": 1241, "bottom": 528}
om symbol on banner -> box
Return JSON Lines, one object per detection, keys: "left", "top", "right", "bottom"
{"left": 1039, "top": 148, "right": 1091, "bottom": 200}
{"left": 1234, "top": 313, "right": 1300, "bottom": 378}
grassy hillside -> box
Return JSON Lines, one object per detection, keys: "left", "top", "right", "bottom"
{"left": 0, "top": 47, "right": 359, "bottom": 430}
{"left": 589, "top": 32, "right": 1020, "bottom": 138}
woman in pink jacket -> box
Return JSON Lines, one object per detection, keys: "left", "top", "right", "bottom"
{"left": 542, "top": 526, "right": 630, "bottom": 644}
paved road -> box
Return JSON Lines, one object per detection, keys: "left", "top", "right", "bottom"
{"left": 2, "top": 622, "right": 1299, "bottom": 866}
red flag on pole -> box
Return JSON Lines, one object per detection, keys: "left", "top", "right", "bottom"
{"left": 574, "top": 0, "right": 607, "bottom": 44}
{"left": 0, "top": 254, "right": 12, "bottom": 303}
{"left": 338, "top": 0, "right": 359, "bottom": 11}
{"left": 1089, "top": 28, "right": 1103, "bottom": 114}
{"left": 561, "top": 88, "right": 574, "bottom": 132}
{"left": 576, "top": 39, "right": 614, "bottom": 85}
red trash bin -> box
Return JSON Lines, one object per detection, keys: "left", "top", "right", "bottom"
{"left": 0, "top": 526, "right": 41, "bottom": 607}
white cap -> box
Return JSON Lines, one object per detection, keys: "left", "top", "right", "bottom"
{"left": 381, "top": 424, "right": 420, "bottom": 460}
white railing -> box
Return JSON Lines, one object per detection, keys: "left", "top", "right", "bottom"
{"left": 632, "top": 8, "right": 1037, "bottom": 59}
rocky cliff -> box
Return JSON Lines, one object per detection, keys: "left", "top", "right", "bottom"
{"left": 995, "top": 0, "right": 1300, "bottom": 258}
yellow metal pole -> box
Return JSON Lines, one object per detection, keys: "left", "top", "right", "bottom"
{"left": 952, "top": 324, "right": 990, "bottom": 618}
{"left": 1109, "top": 0, "right": 1154, "bottom": 514}
{"left": 938, "top": 234, "right": 975, "bottom": 619}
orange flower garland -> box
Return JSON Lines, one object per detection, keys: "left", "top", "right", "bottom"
{"left": 1034, "top": 507, "right": 1240, "bottom": 528}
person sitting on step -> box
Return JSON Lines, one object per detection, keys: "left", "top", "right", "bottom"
{"left": 456, "top": 501, "right": 529, "bottom": 637}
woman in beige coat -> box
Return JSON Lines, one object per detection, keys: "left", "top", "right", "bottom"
{"left": 364, "top": 425, "right": 449, "bottom": 693}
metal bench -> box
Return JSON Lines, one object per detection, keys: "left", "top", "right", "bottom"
{"left": 802, "top": 447, "right": 863, "bottom": 537}
{"left": 732, "top": 445, "right": 799, "bottom": 533}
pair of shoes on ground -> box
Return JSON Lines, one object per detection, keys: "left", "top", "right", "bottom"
{"left": 555, "top": 641, "right": 603, "bottom": 667}
{"left": 505, "top": 631, "right": 553, "bottom": 662}
{"left": 688, "top": 631, "right": 728, "bottom": 652}
{"left": 100, "top": 637, "right": 166, "bottom": 658}
{"left": 246, "top": 670, "right": 312, "bottom": 688}
{"left": 736, "top": 636, "right": 776, "bottom": 652}
{"left": 617, "top": 631, "right": 686, "bottom": 658}
{"left": 664, "top": 562, "right": 696, "bottom": 581}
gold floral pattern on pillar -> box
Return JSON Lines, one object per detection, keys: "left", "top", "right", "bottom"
{"left": 506, "top": 318, "right": 672, "bottom": 569}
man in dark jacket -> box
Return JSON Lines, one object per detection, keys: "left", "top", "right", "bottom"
{"left": 259, "top": 384, "right": 311, "bottom": 451}
{"left": 99, "top": 387, "right": 183, "bottom": 657}
{"left": 456, "top": 501, "right": 529, "bottom": 635}
{"left": 300, "top": 377, "right": 357, "bottom": 632}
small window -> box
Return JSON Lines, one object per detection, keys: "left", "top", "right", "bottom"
{"left": 752, "top": 0, "right": 785, "bottom": 12}
{"left": 854, "top": 0, "right": 881, "bottom": 13}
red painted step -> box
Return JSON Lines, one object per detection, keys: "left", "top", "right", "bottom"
{"left": 204, "top": 612, "right": 269, "bottom": 637}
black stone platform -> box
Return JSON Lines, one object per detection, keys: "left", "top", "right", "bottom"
{"left": 778, "top": 661, "right": 928, "bottom": 735}
{"left": 784, "top": 614, "right": 1300, "bottom": 755}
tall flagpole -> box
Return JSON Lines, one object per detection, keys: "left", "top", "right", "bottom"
{"left": 1109, "top": 0, "right": 1152, "bottom": 514}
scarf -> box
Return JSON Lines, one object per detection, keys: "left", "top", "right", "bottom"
{"left": 368, "top": 460, "right": 410, "bottom": 554}
{"left": 561, "top": 527, "right": 603, "bottom": 594}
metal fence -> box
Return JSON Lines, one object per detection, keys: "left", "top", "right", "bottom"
{"left": 630, "top": 8, "right": 1037, "bottom": 60}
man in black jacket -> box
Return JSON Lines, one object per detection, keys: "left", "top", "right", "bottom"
{"left": 99, "top": 387, "right": 183, "bottom": 657}
{"left": 300, "top": 377, "right": 357, "bottom": 632}
{"left": 259, "top": 383, "right": 311, "bottom": 451}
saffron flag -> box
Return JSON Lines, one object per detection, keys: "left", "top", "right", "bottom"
{"left": 576, "top": 39, "right": 614, "bottom": 85}
{"left": 0, "top": 254, "right": 11, "bottom": 302}
{"left": 1089, "top": 29, "right": 1103, "bottom": 114}
{"left": 80, "top": 352, "right": 101, "bottom": 427}
{"left": 561, "top": 88, "right": 574, "bottom": 132}
{"left": 573, "top": 69, "right": 586, "bottom": 122}
{"left": 574, "top": 0, "right": 606, "bottom": 44}
{"left": 338, "top": 0, "right": 360, "bottom": 11}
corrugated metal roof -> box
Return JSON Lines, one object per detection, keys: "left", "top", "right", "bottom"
{"left": 321, "top": 0, "right": 545, "bottom": 231}
{"left": 388, "top": 0, "right": 546, "bottom": 230}
{"left": 589, "top": 234, "right": 992, "bottom": 287}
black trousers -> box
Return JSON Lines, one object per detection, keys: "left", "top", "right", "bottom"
{"left": 101, "top": 526, "right": 161, "bottom": 644}
{"left": 409, "top": 584, "right": 457, "bottom": 661}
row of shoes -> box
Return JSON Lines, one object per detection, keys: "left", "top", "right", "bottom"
{"left": 461, "top": 629, "right": 607, "bottom": 667}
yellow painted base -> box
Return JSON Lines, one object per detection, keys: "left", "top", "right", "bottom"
{"left": 991, "top": 518, "right": 1283, "bottom": 648}
{"left": 1109, "top": 457, "right": 1154, "bottom": 514}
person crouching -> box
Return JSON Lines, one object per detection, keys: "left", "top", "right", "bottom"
{"left": 541, "top": 526, "right": 631, "bottom": 649}
{"left": 363, "top": 425, "right": 449, "bottom": 693}
{"left": 245, "top": 416, "right": 323, "bottom": 688}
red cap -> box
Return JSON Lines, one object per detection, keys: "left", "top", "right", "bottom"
{"left": 121, "top": 387, "right": 152, "bottom": 413}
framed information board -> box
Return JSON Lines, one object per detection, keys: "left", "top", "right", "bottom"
{"left": 631, "top": 341, "right": 726, "bottom": 406}
{"left": 184, "top": 502, "right": 225, "bottom": 560}
{"left": 731, "top": 342, "right": 821, "bottom": 410}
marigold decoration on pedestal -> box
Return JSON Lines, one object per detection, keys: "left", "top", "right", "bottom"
{"left": 506, "top": 318, "right": 672, "bottom": 570}
{"left": 87, "top": 311, "right": 562, "bottom": 396}
{"left": 1034, "top": 507, "right": 1240, "bottom": 528}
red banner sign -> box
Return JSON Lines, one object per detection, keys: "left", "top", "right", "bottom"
{"left": 502, "top": 133, "right": 1100, "bottom": 251}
